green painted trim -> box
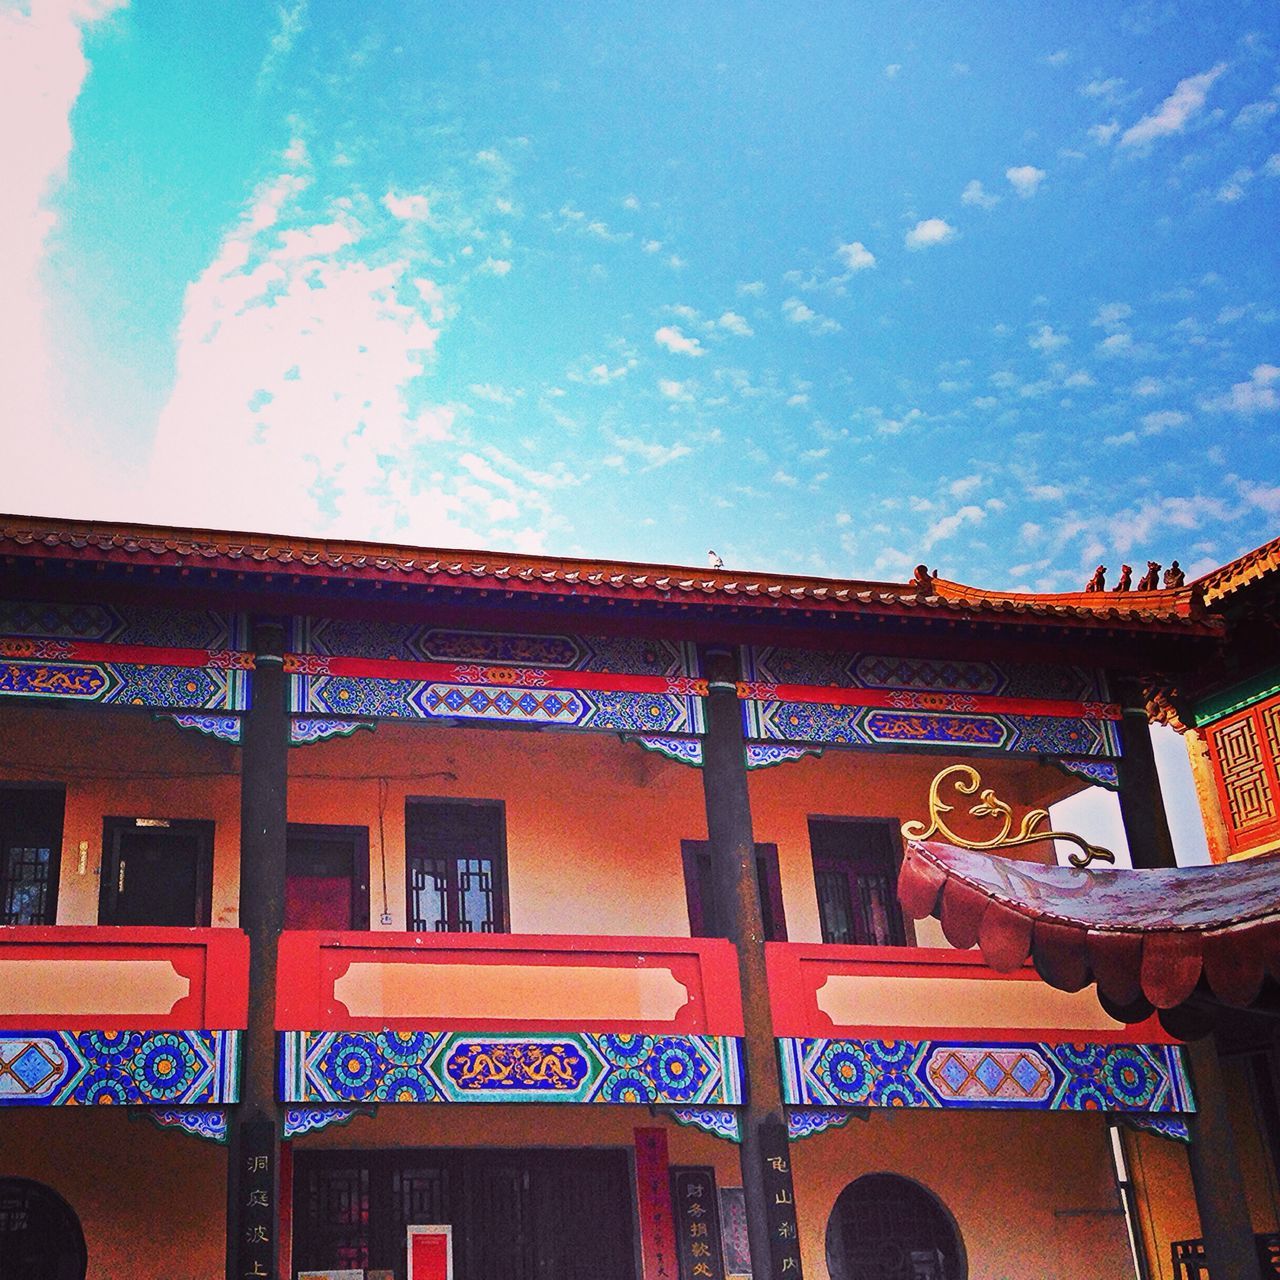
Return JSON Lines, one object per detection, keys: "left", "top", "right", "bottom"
{"left": 1192, "top": 668, "right": 1280, "bottom": 726}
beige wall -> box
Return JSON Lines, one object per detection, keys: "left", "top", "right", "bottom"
{"left": 791, "top": 1109, "right": 1134, "bottom": 1280}
{"left": 3, "top": 702, "right": 1080, "bottom": 941}
{"left": 0, "top": 1108, "right": 226, "bottom": 1280}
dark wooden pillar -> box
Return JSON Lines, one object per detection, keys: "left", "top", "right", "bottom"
{"left": 1116, "top": 700, "right": 1176, "bottom": 870}
{"left": 227, "top": 622, "right": 289, "bottom": 1280}
{"left": 700, "top": 647, "right": 802, "bottom": 1280}
{"left": 1185, "top": 1037, "right": 1264, "bottom": 1280}
{"left": 1115, "top": 689, "right": 1261, "bottom": 1277}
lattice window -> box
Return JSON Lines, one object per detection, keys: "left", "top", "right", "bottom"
{"left": 1207, "top": 695, "right": 1280, "bottom": 855}
{"left": 405, "top": 800, "right": 508, "bottom": 933}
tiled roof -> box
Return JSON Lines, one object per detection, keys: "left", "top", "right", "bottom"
{"left": 1195, "top": 534, "right": 1280, "bottom": 603}
{"left": 0, "top": 514, "right": 1218, "bottom": 633}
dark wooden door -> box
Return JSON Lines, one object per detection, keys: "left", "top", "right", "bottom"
{"left": 681, "top": 840, "right": 787, "bottom": 941}
{"left": 99, "top": 819, "right": 213, "bottom": 926}
{"left": 295, "top": 1148, "right": 636, "bottom": 1280}
{"left": 285, "top": 824, "right": 370, "bottom": 930}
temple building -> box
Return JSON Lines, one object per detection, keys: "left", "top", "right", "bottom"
{"left": 0, "top": 514, "right": 1278, "bottom": 1280}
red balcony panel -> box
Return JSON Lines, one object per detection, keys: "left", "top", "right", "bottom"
{"left": 0, "top": 926, "right": 248, "bottom": 1030}
{"left": 766, "top": 942, "right": 1173, "bottom": 1045}
{"left": 276, "top": 931, "right": 745, "bottom": 1036}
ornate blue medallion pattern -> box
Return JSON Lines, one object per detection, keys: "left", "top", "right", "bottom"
{"left": 778, "top": 1038, "right": 1193, "bottom": 1113}
{"left": 0, "top": 660, "right": 245, "bottom": 711}
{"left": 281, "top": 1030, "right": 742, "bottom": 1107}
{"left": 0, "top": 1030, "right": 240, "bottom": 1106}
{"left": 0, "top": 601, "right": 246, "bottom": 650}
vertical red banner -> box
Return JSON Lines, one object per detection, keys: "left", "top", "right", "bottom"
{"left": 635, "top": 1127, "right": 680, "bottom": 1280}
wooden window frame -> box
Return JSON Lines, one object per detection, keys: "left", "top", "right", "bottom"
{"left": 807, "top": 814, "right": 915, "bottom": 948}
{"left": 98, "top": 816, "right": 215, "bottom": 928}
{"left": 286, "top": 822, "right": 372, "bottom": 931}
{"left": 404, "top": 798, "right": 510, "bottom": 934}
{"left": 0, "top": 784, "right": 65, "bottom": 927}
{"left": 1205, "top": 695, "right": 1280, "bottom": 855}
{"left": 680, "top": 839, "right": 788, "bottom": 941}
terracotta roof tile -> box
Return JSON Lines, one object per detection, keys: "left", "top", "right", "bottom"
{"left": 0, "top": 514, "right": 1219, "bottom": 633}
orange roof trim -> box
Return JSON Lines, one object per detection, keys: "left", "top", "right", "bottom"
{"left": 0, "top": 514, "right": 1218, "bottom": 631}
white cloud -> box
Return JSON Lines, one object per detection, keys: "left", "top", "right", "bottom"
{"left": 738, "top": 280, "right": 766, "bottom": 296}
{"left": 905, "top": 218, "right": 957, "bottom": 250}
{"left": 658, "top": 378, "right": 692, "bottom": 400}
{"left": 961, "top": 180, "right": 999, "bottom": 208}
{"left": 642, "top": 238, "right": 663, "bottom": 253}
{"left": 654, "top": 325, "right": 706, "bottom": 356}
{"left": 0, "top": 0, "right": 130, "bottom": 513}
{"left": 1043, "top": 50, "right": 1070, "bottom": 66}
{"left": 383, "top": 190, "right": 431, "bottom": 221}
{"left": 1216, "top": 168, "right": 1253, "bottom": 202}
{"left": 602, "top": 431, "right": 692, "bottom": 469}
{"left": 1097, "top": 332, "right": 1135, "bottom": 356}
{"left": 1202, "top": 364, "right": 1280, "bottom": 414}
{"left": 1088, "top": 122, "right": 1120, "bottom": 145}
{"left": 717, "top": 310, "right": 754, "bottom": 336}
{"left": 621, "top": 194, "right": 641, "bottom": 210}
{"left": 1092, "top": 301, "right": 1133, "bottom": 330}
{"left": 1120, "top": 63, "right": 1227, "bottom": 148}
{"left": 1141, "top": 409, "right": 1189, "bottom": 433}
{"left": 256, "top": 0, "right": 308, "bottom": 89}
{"left": 1082, "top": 76, "right": 1126, "bottom": 102}
{"left": 1266, "top": 154, "right": 1280, "bottom": 178}
{"left": 1234, "top": 99, "right": 1278, "bottom": 129}
{"left": 949, "top": 474, "right": 983, "bottom": 498}
{"left": 1029, "top": 323, "right": 1069, "bottom": 353}
{"left": 469, "top": 383, "right": 517, "bottom": 406}
{"left": 884, "top": 63, "right": 901, "bottom": 78}
{"left": 781, "top": 297, "right": 842, "bottom": 334}
{"left": 479, "top": 257, "right": 512, "bottom": 275}
{"left": 1132, "top": 376, "right": 1164, "bottom": 396}
{"left": 835, "top": 240, "right": 876, "bottom": 271}
{"left": 1006, "top": 165, "right": 1046, "bottom": 197}
{"left": 923, "top": 504, "right": 985, "bottom": 550}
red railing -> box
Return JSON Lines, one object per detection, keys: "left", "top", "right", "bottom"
{"left": 277, "top": 931, "right": 745, "bottom": 1036}
{"left": 766, "top": 942, "right": 1172, "bottom": 1044}
{"left": 0, "top": 926, "right": 248, "bottom": 1029}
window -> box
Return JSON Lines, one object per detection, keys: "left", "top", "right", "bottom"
{"left": 810, "top": 817, "right": 910, "bottom": 946}
{"left": 0, "top": 1179, "right": 87, "bottom": 1280}
{"left": 1205, "top": 694, "right": 1280, "bottom": 855}
{"left": 681, "top": 840, "right": 787, "bottom": 941}
{"left": 406, "top": 800, "right": 508, "bottom": 933}
{"left": 0, "top": 788, "right": 65, "bottom": 926}
{"left": 286, "top": 824, "right": 370, "bottom": 930}
{"left": 825, "top": 1174, "right": 964, "bottom": 1280}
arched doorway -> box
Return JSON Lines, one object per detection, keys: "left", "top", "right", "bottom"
{"left": 825, "top": 1173, "right": 965, "bottom": 1280}
{"left": 0, "top": 1179, "right": 87, "bottom": 1280}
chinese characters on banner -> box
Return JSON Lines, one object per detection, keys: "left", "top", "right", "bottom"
{"left": 635, "top": 1128, "right": 681, "bottom": 1280}
{"left": 670, "top": 1167, "right": 727, "bottom": 1280}
{"left": 237, "top": 1118, "right": 275, "bottom": 1279}
{"left": 717, "top": 1187, "right": 752, "bottom": 1280}
{"left": 758, "top": 1116, "right": 803, "bottom": 1277}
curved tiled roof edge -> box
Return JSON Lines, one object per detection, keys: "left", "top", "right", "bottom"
{"left": 1194, "top": 534, "right": 1280, "bottom": 603}
{"left": 0, "top": 514, "right": 1219, "bottom": 631}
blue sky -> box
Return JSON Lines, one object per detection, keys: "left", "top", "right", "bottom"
{"left": 4, "top": 0, "right": 1278, "bottom": 588}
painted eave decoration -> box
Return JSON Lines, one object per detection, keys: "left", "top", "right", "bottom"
{"left": 0, "top": 514, "right": 1216, "bottom": 633}
{"left": 899, "top": 839, "right": 1280, "bottom": 1029}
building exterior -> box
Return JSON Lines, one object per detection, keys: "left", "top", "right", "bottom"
{"left": 0, "top": 515, "right": 1274, "bottom": 1280}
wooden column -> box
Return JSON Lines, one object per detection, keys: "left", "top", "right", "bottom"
{"left": 1185, "top": 1037, "right": 1264, "bottom": 1280}
{"left": 700, "top": 647, "right": 802, "bottom": 1280}
{"left": 227, "top": 622, "right": 290, "bottom": 1280}
{"left": 1115, "top": 691, "right": 1261, "bottom": 1276}
{"left": 1116, "top": 702, "right": 1177, "bottom": 870}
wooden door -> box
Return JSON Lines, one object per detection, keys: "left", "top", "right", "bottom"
{"left": 99, "top": 818, "right": 213, "bottom": 926}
